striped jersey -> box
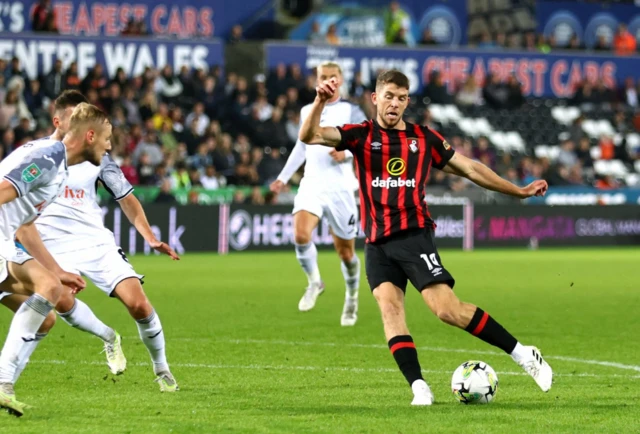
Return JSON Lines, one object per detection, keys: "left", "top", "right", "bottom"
{"left": 336, "top": 119, "right": 454, "bottom": 243}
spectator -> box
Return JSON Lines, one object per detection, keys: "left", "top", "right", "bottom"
{"left": 384, "top": 1, "right": 410, "bottom": 44}
{"left": 477, "top": 31, "right": 497, "bottom": 49}
{"left": 419, "top": 29, "right": 437, "bottom": 46}
{"left": 232, "top": 190, "right": 246, "bottom": 204}
{"left": 64, "top": 62, "right": 81, "bottom": 90}
{"left": 189, "top": 143, "right": 213, "bottom": 171}
{"left": 0, "top": 89, "right": 19, "bottom": 129}
{"left": 456, "top": 76, "right": 482, "bottom": 106}
{"left": 155, "top": 65, "right": 183, "bottom": 105}
{"left": 171, "top": 161, "right": 192, "bottom": 189}
{"left": 122, "top": 87, "right": 142, "bottom": 125}
{"left": 201, "top": 165, "right": 221, "bottom": 189}
{"left": 133, "top": 130, "right": 163, "bottom": 166}
{"left": 308, "top": 21, "right": 324, "bottom": 43}
{"left": 613, "top": 24, "right": 636, "bottom": 56}
{"left": 593, "top": 35, "right": 609, "bottom": 51}
{"left": 326, "top": 24, "right": 340, "bottom": 45}
{"left": 120, "top": 155, "right": 139, "bottom": 185}
{"left": 185, "top": 102, "right": 210, "bottom": 136}
{"left": 43, "top": 59, "right": 64, "bottom": 100}
{"left": 392, "top": 28, "right": 409, "bottom": 45}
{"left": 620, "top": 77, "right": 638, "bottom": 107}
{"left": 228, "top": 25, "right": 244, "bottom": 44}
{"left": 557, "top": 140, "right": 578, "bottom": 167}
{"left": 483, "top": 74, "right": 509, "bottom": 109}
{"left": 257, "top": 147, "right": 285, "bottom": 185}
{"left": 506, "top": 75, "right": 525, "bottom": 109}
{"left": 576, "top": 137, "right": 594, "bottom": 168}
{"left": 136, "top": 153, "right": 157, "bottom": 185}
{"left": 235, "top": 152, "right": 260, "bottom": 185}
{"left": 422, "top": 71, "right": 452, "bottom": 104}
{"left": 187, "top": 190, "right": 200, "bottom": 205}
{"left": 32, "top": 0, "right": 54, "bottom": 32}
{"left": 249, "top": 186, "right": 265, "bottom": 205}
{"left": 81, "top": 65, "right": 107, "bottom": 96}
{"left": 154, "top": 179, "right": 177, "bottom": 203}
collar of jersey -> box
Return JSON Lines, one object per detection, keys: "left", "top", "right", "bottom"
{"left": 325, "top": 97, "right": 341, "bottom": 106}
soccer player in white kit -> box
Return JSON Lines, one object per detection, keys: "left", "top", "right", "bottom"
{"left": 0, "top": 91, "right": 180, "bottom": 395}
{"left": 270, "top": 62, "right": 366, "bottom": 326}
{"left": 0, "top": 103, "right": 111, "bottom": 416}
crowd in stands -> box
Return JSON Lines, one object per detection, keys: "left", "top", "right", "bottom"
{"left": 2, "top": 54, "right": 639, "bottom": 207}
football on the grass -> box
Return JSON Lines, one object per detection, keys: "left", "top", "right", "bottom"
{"left": 451, "top": 360, "right": 498, "bottom": 404}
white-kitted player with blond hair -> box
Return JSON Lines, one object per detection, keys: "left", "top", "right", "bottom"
{"left": 0, "top": 102, "right": 112, "bottom": 416}
{"left": 270, "top": 62, "right": 366, "bottom": 326}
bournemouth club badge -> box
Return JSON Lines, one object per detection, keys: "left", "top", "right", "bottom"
{"left": 408, "top": 138, "right": 419, "bottom": 153}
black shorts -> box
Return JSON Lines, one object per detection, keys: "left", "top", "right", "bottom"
{"left": 365, "top": 228, "right": 455, "bottom": 292}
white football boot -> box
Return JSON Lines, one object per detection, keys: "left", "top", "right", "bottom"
{"left": 340, "top": 295, "right": 358, "bottom": 326}
{"left": 298, "top": 282, "right": 325, "bottom": 311}
{"left": 516, "top": 346, "right": 553, "bottom": 392}
{"left": 411, "top": 379, "right": 434, "bottom": 406}
{"left": 103, "top": 332, "right": 127, "bottom": 375}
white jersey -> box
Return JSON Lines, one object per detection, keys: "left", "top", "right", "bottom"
{"left": 0, "top": 139, "right": 68, "bottom": 244}
{"left": 36, "top": 153, "right": 133, "bottom": 254}
{"left": 277, "top": 99, "right": 366, "bottom": 192}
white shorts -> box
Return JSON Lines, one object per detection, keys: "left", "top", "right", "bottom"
{"left": 292, "top": 189, "right": 358, "bottom": 240}
{"left": 0, "top": 240, "right": 34, "bottom": 301}
{"left": 52, "top": 244, "right": 144, "bottom": 297}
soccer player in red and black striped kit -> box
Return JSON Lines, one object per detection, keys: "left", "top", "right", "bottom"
{"left": 299, "top": 70, "right": 553, "bottom": 406}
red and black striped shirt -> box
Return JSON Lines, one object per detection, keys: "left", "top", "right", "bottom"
{"left": 336, "top": 120, "right": 455, "bottom": 243}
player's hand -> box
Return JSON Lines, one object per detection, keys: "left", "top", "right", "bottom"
{"left": 329, "top": 149, "right": 346, "bottom": 162}
{"left": 150, "top": 240, "right": 180, "bottom": 260}
{"left": 59, "top": 272, "right": 86, "bottom": 294}
{"left": 316, "top": 78, "right": 337, "bottom": 102}
{"left": 270, "top": 180, "right": 285, "bottom": 194}
{"left": 519, "top": 180, "right": 548, "bottom": 198}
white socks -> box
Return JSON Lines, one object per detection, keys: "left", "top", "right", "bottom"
{"left": 510, "top": 342, "right": 528, "bottom": 363}
{"left": 0, "top": 294, "right": 53, "bottom": 383}
{"left": 340, "top": 255, "right": 360, "bottom": 298}
{"left": 12, "top": 332, "right": 47, "bottom": 384}
{"left": 295, "top": 242, "right": 321, "bottom": 287}
{"left": 136, "top": 310, "right": 169, "bottom": 375}
{"left": 58, "top": 299, "right": 116, "bottom": 343}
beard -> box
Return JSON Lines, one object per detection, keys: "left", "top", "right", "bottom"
{"left": 83, "top": 146, "right": 103, "bottom": 166}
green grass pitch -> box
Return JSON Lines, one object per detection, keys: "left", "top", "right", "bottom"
{"left": 1, "top": 248, "right": 638, "bottom": 433}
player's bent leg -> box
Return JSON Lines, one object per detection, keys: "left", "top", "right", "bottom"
{"left": 113, "top": 278, "right": 178, "bottom": 392}
{"left": 0, "top": 294, "right": 55, "bottom": 385}
{"left": 294, "top": 210, "right": 324, "bottom": 311}
{"left": 55, "top": 289, "right": 124, "bottom": 375}
{"left": 372, "top": 282, "right": 433, "bottom": 406}
{"left": 332, "top": 235, "right": 359, "bottom": 326}
{"left": 421, "top": 282, "right": 553, "bottom": 392}
{"left": 0, "top": 260, "right": 61, "bottom": 414}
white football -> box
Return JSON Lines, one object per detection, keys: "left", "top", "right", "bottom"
{"left": 451, "top": 360, "right": 499, "bottom": 404}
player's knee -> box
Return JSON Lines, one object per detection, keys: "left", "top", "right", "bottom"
{"left": 55, "top": 289, "right": 76, "bottom": 314}
{"left": 39, "top": 311, "right": 56, "bottom": 333}
{"left": 294, "top": 230, "right": 312, "bottom": 245}
{"left": 337, "top": 246, "right": 354, "bottom": 263}
{"left": 36, "top": 274, "right": 64, "bottom": 303}
{"left": 127, "top": 297, "right": 153, "bottom": 320}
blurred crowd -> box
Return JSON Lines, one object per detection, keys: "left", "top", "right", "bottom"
{"left": 2, "top": 53, "right": 640, "bottom": 207}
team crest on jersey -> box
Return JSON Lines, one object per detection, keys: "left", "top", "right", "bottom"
{"left": 407, "top": 138, "right": 419, "bottom": 153}
{"left": 371, "top": 141, "right": 382, "bottom": 150}
{"left": 21, "top": 163, "right": 42, "bottom": 183}
{"left": 443, "top": 140, "right": 451, "bottom": 150}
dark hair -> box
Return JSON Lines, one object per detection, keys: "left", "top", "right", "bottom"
{"left": 54, "top": 90, "right": 88, "bottom": 111}
{"left": 375, "top": 70, "right": 410, "bottom": 92}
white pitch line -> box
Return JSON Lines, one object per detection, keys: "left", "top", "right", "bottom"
{"left": 28, "top": 359, "right": 640, "bottom": 379}
{"left": 124, "top": 337, "right": 640, "bottom": 373}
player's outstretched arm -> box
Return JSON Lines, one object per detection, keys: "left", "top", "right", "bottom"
{"left": 119, "top": 194, "right": 180, "bottom": 260}
{"left": 299, "top": 80, "right": 342, "bottom": 147}
{"left": 442, "top": 153, "right": 548, "bottom": 199}
{"left": 16, "top": 221, "right": 86, "bottom": 292}
{"left": 0, "top": 180, "right": 19, "bottom": 205}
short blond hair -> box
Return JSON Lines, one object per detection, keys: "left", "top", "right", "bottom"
{"left": 68, "top": 103, "right": 110, "bottom": 132}
{"left": 317, "top": 61, "right": 342, "bottom": 76}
